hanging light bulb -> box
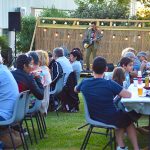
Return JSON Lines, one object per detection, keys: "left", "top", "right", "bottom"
{"left": 42, "top": 20, "right": 45, "bottom": 23}
{"left": 112, "top": 34, "right": 116, "bottom": 39}
{"left": 67, "top": 34, "right": 70, "bottom": 38}
{"left": 77, "top": 21, "right": 79, "bottom": 25}
{"left": 64, "top": 22, "right": 67, "bottom": 25}
{"left": 125, "top": 36, "right": 128, "bottom": 41}
{"left": 113, "top": 23, "right": 116, "bottom": 26}
{"left": 80, "top": 33, "right": 83, "bottom": 37}
{"left": 138, "top": 23, "right": 142, "bottom": 27}
{"left": 101, "top": 30, "right": 104, "bottom": 34}
{"left": 53, "top": 20, "right": 56, "bottom": 24}
{"left": 137, "top": 35, "right": 141, "bottom": 39}
{"left": 55, "top": 32, "right": 58, "bottom": 37}
{"left": 101, "top": 22, "right": 104, "bottom": 26}
{"left": 89, "top": 22, "right": 91, "bottom": 25}
{"left": 43, "top": 28, "right": 47, "bottom": 32}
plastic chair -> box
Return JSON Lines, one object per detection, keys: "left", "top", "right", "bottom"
{"left": 24, "top": 99, "right": 44, "bottom": 144}
{"left": 81, "top": 94, "right": 116, "bottom": 150}
{"left": 49, "top": 74, "right": 65, "bottom": 114}
{"left": 0, "top": 90, "right": 30, "bottom": 150}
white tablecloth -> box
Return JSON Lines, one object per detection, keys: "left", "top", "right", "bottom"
{"left": 121, "top": 84, "right": 150, "bottom": 115}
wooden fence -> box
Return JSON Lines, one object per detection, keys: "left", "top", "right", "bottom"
{"left": 33, "top": 17, "right": 150, "bottom": 64}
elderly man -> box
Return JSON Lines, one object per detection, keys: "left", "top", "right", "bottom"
{"left": 0, "top": 54, "right": 19, "bottom": 121}
{"left": 53, "top": 47, "right": 79, "bottom": 112}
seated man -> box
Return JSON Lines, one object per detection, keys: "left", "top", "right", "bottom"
{"left": 11, "top": 54, "right": 44, "bottom": 100}
{"left": 75, "top": 56, "right": 140, "bottom": 150}
{"left": 53, "top": 47, "right": 79, "bottom": 112}
{"left": 0, "top": 54, "right": 19, "bottom": 121}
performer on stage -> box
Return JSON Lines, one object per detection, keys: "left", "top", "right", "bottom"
{"left": 83, "top": 21, "right": 103, "bottom": 71}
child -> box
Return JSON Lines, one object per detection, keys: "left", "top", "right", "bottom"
{"left": 120, "top": 57, "right": 133, "bottom": 88}
{"left": 112, "top": 67, "right": 125, "bottom": 86}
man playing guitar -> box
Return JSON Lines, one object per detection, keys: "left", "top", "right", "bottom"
{"left": 83, "top": 21, "right": 103, "bottom": 71}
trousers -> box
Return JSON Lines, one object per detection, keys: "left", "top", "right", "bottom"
{"left": 86, "top": 45, "right": 97, "bottom": 69}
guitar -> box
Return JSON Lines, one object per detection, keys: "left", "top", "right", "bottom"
{"left": 83, "top": 35, "right": 103, "bottom": 49}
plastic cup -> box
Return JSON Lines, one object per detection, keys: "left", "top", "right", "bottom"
{"left": 137, "top": 83, "right": 143, "bottom": 96}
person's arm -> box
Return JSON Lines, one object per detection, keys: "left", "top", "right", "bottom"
{"left": 119, "top": 89, "right": 131, "bottom": 98}
{"left": 74, "top": 79, "right": 84, "bottom": 93}
{"left": 28, "top": 75, "right": 44, "bottom": 100}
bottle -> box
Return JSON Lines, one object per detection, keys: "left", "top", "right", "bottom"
{"left": 145, "top": 76, "right": 149, "bottom": 88}
{"left": 137, "top": 71, "right": 142, "bottom": 84}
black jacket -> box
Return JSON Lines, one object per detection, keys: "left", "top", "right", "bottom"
{"left": 11, "top": 69, "right": 44, "bottom": 100}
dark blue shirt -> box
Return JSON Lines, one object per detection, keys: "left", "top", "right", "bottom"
{"left": 76, "top": 78, "right": 123, "bottom": 124}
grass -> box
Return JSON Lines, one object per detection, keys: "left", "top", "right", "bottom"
{"left": 22, "top": 93, "right": 149, "bottom": 150}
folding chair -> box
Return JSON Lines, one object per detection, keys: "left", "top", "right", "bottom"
{"left": 0, "top": 90, "right": 30, "bottom": 150}
{"left": 81, "top": 94, "right": 116, "bottom": 150}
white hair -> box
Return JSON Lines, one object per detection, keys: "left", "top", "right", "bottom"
{"left": 0, "top": 54, "right": 3, "bottom": 64}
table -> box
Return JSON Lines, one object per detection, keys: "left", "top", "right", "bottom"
{"left": 121, "top": 84, "right": 150, "bottom": 149}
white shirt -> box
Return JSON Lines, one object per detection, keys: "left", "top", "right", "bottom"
{"left": 56, "top": 56, "right": 73, "bottom": 85}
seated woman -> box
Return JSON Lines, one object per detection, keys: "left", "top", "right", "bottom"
{"left": 70, "top": 50, "right": 82, "bottom": 82}
{"left": 11, "top": 54, "right": 44, "bottom": 100}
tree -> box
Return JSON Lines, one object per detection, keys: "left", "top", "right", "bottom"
{"left": 71, "top": 1, "right": 130, "bottom": 19}
{"left": 16, "top": 15, "right": 36, "bottom": 53}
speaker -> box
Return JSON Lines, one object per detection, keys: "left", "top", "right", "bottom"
{"left": 8, "top": 12, "right": 21, "bottom": 31}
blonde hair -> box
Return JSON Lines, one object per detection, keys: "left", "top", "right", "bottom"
{"left": 36, "top": 50, "right": 49, "bottom": 66}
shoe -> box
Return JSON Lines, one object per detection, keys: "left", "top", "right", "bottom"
{"left": 116, "top": 146, "right": 128, "bottom": 150}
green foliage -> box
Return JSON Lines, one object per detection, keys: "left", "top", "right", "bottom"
{"left": 40, "top": 6, "right": 69, "bottom": 18}
{"left": 71, "top": 1, "right": 130, "bottom": 19}
{"left": 0, "top": 36, "right": 9, "bottom": 50}
{"left": 16, "top": 15, "right": 36, "bottom": 52}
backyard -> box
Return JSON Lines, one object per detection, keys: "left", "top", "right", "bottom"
{"left": 23, "top": 92, "right": 149, "bottom": 150}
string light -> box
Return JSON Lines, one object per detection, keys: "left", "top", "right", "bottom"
{"left": 124, "top": 36, "right": 128, "bottom": 41}
{"left": 67, "top": 34, "right": 70, "bottom": 38}
{"left": 55, "top": 32, "right": 58, "bottom": 37}
{"left": 53, "top": 20, "right": 56, "bottom": 24}
{"left": 42, "top": 20, "right": 45, "bottom": 23}
{"left": 101, "top": 22, "right": 104, "bottom": 26}
{"left": 101, "top": 30, "right": 104, "bottom": 34}
{"left": 113, "top": 23, "right": 116, "bottom": 26}
{"left": 77, "top": 21, "right": 79, "bottom": 25}
{"left": 137, "top": 35, "right": 141, "bottom": 39}
{"left": 64, "top": 22, "right": 67, "bottom": 25}
{"left": 80, "top": 33, "right": 83, "bottom": 37}
{"left": 125, "top": 22, "right": 128, "bottom": 26}
{"left": 112, "top": 34, "right": 116, "bottom": 39}
{"left": 138, "top": 23, "right": 142, "bottom": 27}
{"left": 43, "top": 28, "right": 47, "bottom": 32}
{"left": 89, "top": 23, "right": 91, "bottom": 25}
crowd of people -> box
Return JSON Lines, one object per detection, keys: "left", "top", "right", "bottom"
{"left": 0, "top": 44, "right": 150, "bottom": 149}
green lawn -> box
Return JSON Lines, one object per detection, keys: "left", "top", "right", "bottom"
{"left": 24, "top": 93, "right": 149, "bottom": 150}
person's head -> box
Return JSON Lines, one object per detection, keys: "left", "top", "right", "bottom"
{"left": 16, "top": 54, "right": 33, "bottom": 73}
{"left": 112, "top": 67, "right": 125, "bottom": 85}
{"left": 53, "top": 47, "right": 64, "bottom": 59}
{"left": 121, "top": 47, "right": 136, "bottom": 57}
{"left": 123, "top": 52, "right": 135, "bottom": 62}
{"left": 137, "top": 51, "right": 147, "bottom": 62}
{"left": 91, "top": 21, "right": 96, "bottom": 30}
{"left": 70, "top": 50, "right": 81, "bottom": 62}
{"left": 48, "top": 51, "right": 53, "bottom": 63}
{"left": 120, "top": 57, "right": 133, "bottom": 72}
{"left": 92, "top": 56, "right": 107, "bottom": 74}
{"left": 0, "top": 54, "right": 3, "bottom": 64}
{"left": 36, "top": 50, "right": 49, "bottom": 67}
